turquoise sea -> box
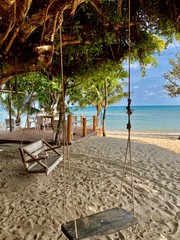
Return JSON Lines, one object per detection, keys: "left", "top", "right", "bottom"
{"left": 71, "top": 105, "right": 180, "bottom": 133}
{"left": 0, "top": 105, "right": 180, "bottom": 133}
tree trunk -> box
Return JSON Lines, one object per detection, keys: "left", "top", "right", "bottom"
{"left": 102, "top": 78, "right": 108, "bottom": 137}
{"left": 7, "top": 83, "right": 13, "bottom": 132}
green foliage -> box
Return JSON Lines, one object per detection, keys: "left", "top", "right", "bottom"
{"left": 64, "top": 0, "right": 176, "bottom": 81}
{"left": 0, "top": 72, "right": 63, "bottom": 124}
{"left": 20, "top": 73, "right": 62, "bottom": 111}
{"left": 164, "top": 53, "right": 180, "bottom": 97}
{"left": 1, "top": 0, "right": 178, "bottom": 114}
{"left": 67, "top": 60, "right": 128, "bottom": 115}
{"left": 0, "top": 83, "right": 37, "bottom": 125}
{"left": 0, "top": 62, "right": 11, "bottom": 71}
{"left": 130, "top": 33, "right": 165, "bottom": 76}
{"left": 63, "top": 38, "right": 106, "bottom": 70}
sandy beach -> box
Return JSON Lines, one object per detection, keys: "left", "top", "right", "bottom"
{"left": 0, "top": 131, "right": 180, "bottom": 240}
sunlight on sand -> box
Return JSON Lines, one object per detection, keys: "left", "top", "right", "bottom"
{"left": 107, "top": 131, "right": 180, "bottom": 154}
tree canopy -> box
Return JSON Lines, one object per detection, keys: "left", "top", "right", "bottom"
{"left": 164, "top": 53, "right": 180, "bottom": 97}
{"left": 0, "top": 0, "right": 179, "bottom": 86}
{"left": 67, "top": 60, "right": 127, "bottom": 113}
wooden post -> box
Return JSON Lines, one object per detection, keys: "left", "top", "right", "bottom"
{"left": 80, "top": 114, "right": 84, "bottom": 126}
{"left": 27, "top": 116, "right": 30, "bottom": 129}
{"left": 93, "top": 116, "right": 97, "bottom": 131}
{"left": 83, "top": 117, "right": 87, "bottom": 137}
{"left": 67, "top": 114, "right": 72, "bottom": 143}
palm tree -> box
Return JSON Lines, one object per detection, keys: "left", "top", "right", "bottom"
{"left": 0, "top": 89, "right": 38, "bottom": 128}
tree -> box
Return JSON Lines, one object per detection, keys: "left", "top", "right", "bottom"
{"left": 0, "top": 85, "right": 36, "bottom": 127}
{"left": 15, "top": 72, "right": 63, "bottom": 115}
{"left": 0, "top": 0, "right": 179, "bottom": 86}
{"left": 164, "top": 53, "right": 180, "bottom": 97}
{"left": 0, "top": 72, "right": 63, "bottom": 125}
{"left": 67, "top": 60, "right": 128, "bottom": 135}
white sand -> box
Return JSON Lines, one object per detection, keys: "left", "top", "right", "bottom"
{"left": 0, "top": 132, "right": 180, "bottom": 240}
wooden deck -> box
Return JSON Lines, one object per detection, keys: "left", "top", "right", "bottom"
{"left": 0, "top": 126, "right": 99, "bottom": 144}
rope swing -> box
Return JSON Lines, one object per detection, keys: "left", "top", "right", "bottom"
{"left": 61, "top": 0, "right": 137, "bottom": 238}
{"left": 58, "top": 13, "right": 78, "bottom": 238}
{"left": 119, "top": 0, "right": 135, "bottom": 214}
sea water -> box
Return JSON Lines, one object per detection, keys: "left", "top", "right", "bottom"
{"left": 71, "top": 105, "right": 180, "bottom": 133}
{"left": 0, "top": 105, "right": 180, "bottom": 133}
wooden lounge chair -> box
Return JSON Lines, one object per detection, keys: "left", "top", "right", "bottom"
{"left": 19, "top": 139, "right": 63, "bottom": 175}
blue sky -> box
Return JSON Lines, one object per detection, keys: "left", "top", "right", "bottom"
{"left": 117, "top": 40, "right": 180, "bottom": 106}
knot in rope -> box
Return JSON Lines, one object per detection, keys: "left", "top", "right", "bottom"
{"left": 126, "top": 98, "right": 132, "bottom": 130}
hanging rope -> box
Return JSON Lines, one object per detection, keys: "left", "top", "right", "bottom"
{"left": 59, "top": 14, "right": 78, "bottom": 239}
{"left": 61, "top": 1, "right": 136, "bottom": 238}
{"left": 118, "top": 0, "right": 135, "bottom": 215}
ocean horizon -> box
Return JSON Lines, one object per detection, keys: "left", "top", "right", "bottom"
{"left": 0, "top": 105, "right": 180, "bottom": 134}
{"left": 71, "top": 105, "right": 180, "bottom": 134}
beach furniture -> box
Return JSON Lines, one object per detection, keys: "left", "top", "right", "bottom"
{"left": 19, "top": 139, "right": 63, "bottom": 175}
{"left": 5, "top": 118, "right": 14, "bottom": 131}
{"left": 72, "top": 115, "right": 78, "bottom": 127}
{"left": 35, "top": 116, "right": 45, "bottom": 131}
{"left": 26, "top": 116, "right": 36, "bottom": 129}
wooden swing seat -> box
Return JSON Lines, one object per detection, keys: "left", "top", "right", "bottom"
{"left": 19, "top": 139, "right": 63, "bottom": 175}
{"left": 61, "top": 207, "right": 137, "bottom": 240}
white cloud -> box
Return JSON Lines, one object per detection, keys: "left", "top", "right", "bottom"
{"left": 149, "top": 84, "right": 157, "bottom": 88}
{"left": 131, "top": 63, "right": 140, "bottom": 70}
{"left": 145, "top": 64, "right": 154, "bottom": 69}
{"left": 144, "top": 90, "right": 156, "bottom": 97}
{"left": 167, "top": 40, "right": 180, "bottom": 49}
{"left": 123, "top": 62, "right": 140, "bottom": 70}
{"left": 158, "top": 89, "right": 165, "bottom": 93}
{"left": 133, "top": 86, "right": 139, "bottom": 89}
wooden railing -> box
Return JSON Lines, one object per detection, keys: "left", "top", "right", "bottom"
{"left": 67, "top": 114, "right": 98, "bottom": 144}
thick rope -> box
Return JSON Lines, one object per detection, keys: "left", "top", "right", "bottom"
{"left": 118, "top": 0, "right": 135, "bottom": 215}
{"left": 59, "top": 15, "right": 78, "bottom": 238}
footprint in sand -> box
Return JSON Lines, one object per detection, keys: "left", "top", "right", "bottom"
{"left": 176, "top": 211, "right": 180, "bottom": 220}
{"left": 106, "top": 231, "right": 125, "bottom": 240}
{"left": 163, "top": 220, "right": 179, "bottom": 236}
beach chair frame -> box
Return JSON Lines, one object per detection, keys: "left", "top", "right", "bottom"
{"left": 19, "top": 139, "right": 63, "bottom": 175}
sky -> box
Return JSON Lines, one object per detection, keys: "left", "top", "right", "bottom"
{"left": 116, "top": 40, "right": 180, "bottom": 106}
